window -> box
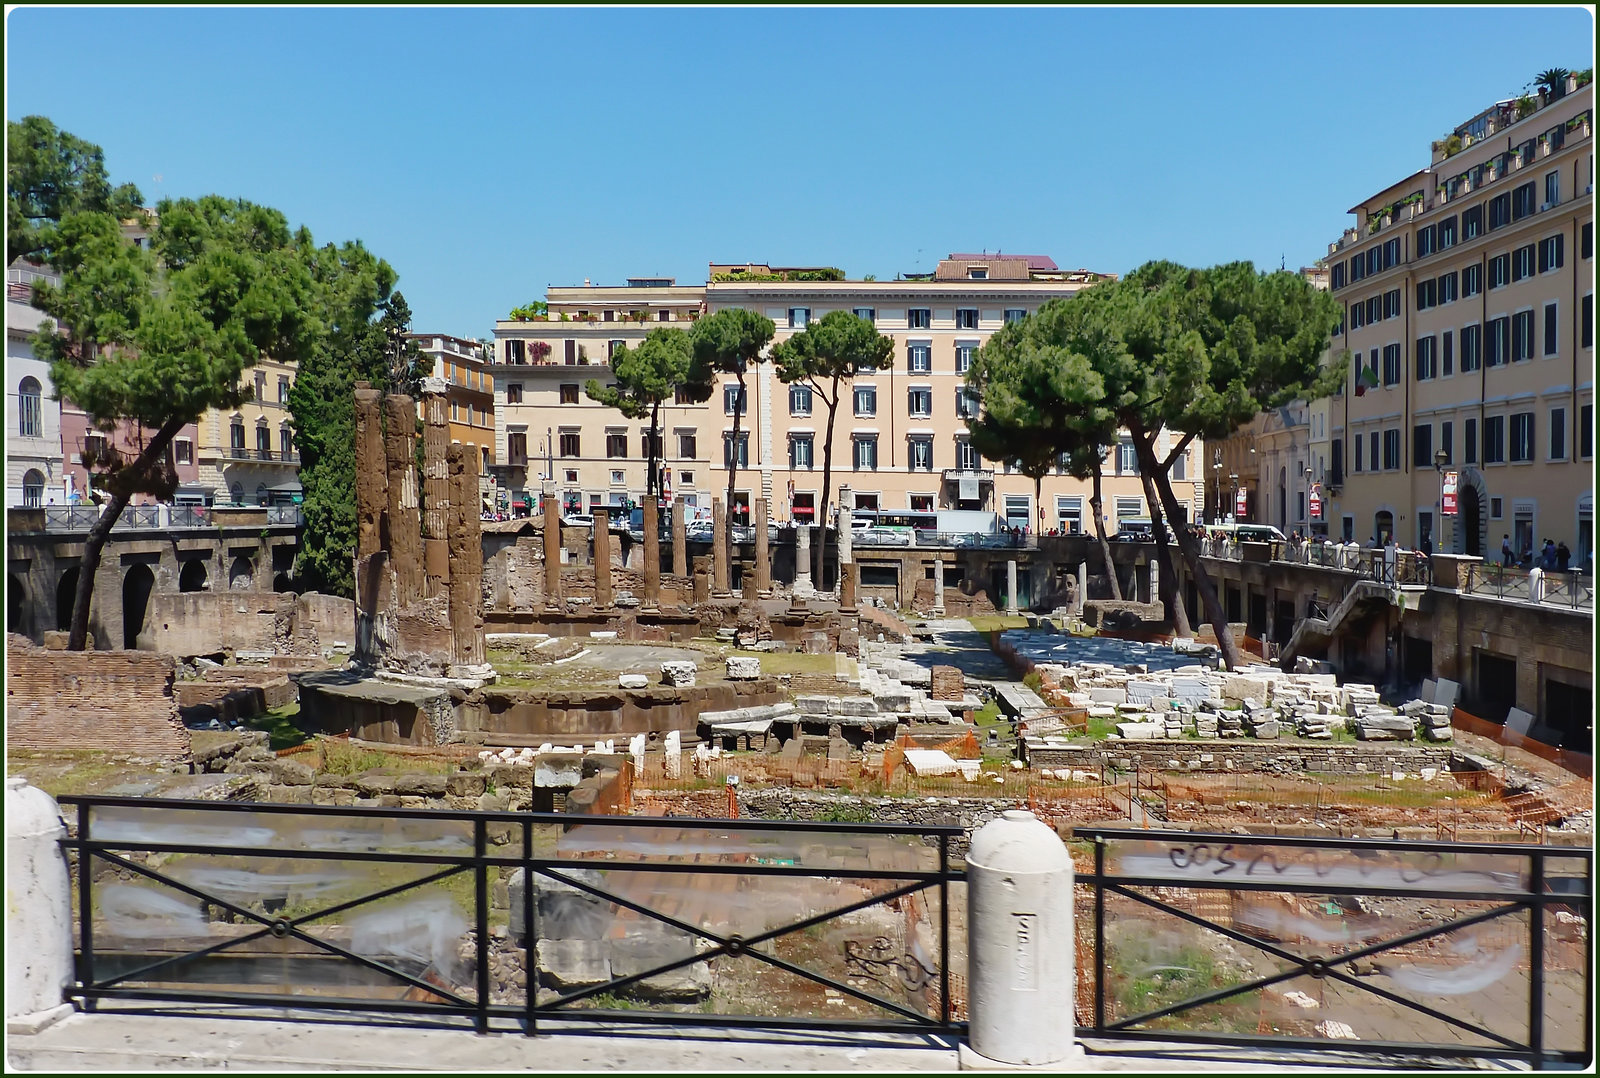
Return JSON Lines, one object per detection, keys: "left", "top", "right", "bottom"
{"left": 509, "top": 383, "right": 527, "bottom": 403}
{"left": 1462, "top": 203, "right": 1483, "bottom": 240}
{"left": 605, "top": 432, "right": 627, "bottom": 459}
{"left": 1413, "top": 423, "right": 1433, "bottom": 466}
{"left": 677, "top": 432, "right": 696, "bottom": 459}
{"left": 1538, "top": 234, "right": 1564, "bottom": 273}
{"left": 1584, "top": 222, "right": 1594, "bottom": 260}
{"left": 852, "top": 307, "right": 876, "bottom": 323}
{"left": 1116, "top": 440, "right": 1139, "bottom": 475}
{"left": 481, "top": 446, "right": 491, "bottom": 472}
{"left": 1489, "top": 254, "right": 1510, "bottom": 288}
{"left": 1486, "top": 316, "right": 1510, "bottom": 366}
{"left": 955, "top": 439, "right": 981, "bottom": 471}
{"left": 1443, "top": 329, "right": 1454, "bottom": 375}
{"left": 1461, "top": 323, "right": 1482, "bottom": 372}
{"left": 610, "top": 470, "right": 625, "bottom": 485}
{"left": 1383, "top": 289, "right": 1400, "bottom": 319}
{"left": 1382, "top": 343, "right": 1401, "bottom": 385}
{"left": 1417, "top": 225, "right": 1436, "bottom": 258}
{"left": 1488, "top": 192, "right": 1511, "bottom": 230}
{"left": 955, "top": 308, "right": 978, "bottom": 330}
{"left": 253, "top": 371, "right": 266, "bottom": 403}
{"left": 852, "top": 435, "right": 877, "bottom": 471}
{"left": 1439, "top": 215, "right": 1457, "bottom": 248}
{"left": 1438, "top": 272, "right": 1457, "bottom": 304}
{"left": 1582, "top": 404, "right": 1593, "bottom": 459}
{"left": 1382, "top": 428, "right": 1400, "bottom": 471}
{"left": 956, "top": 387, "right": 979, "bottom": 418}
{"left": 955, "top": 343, "right": 976, "bottom": 373}
{"left": 174, "top": 438, "right": 192, "bottom": 465}
{"left": 723, "top": 432, "right": 748, "bottom": 468}
{"left": 508, "top": 431, "right": 528, "bottom": 465}
{"left": 1416, "top": 279, "right": 1436, "bottom": 310}
{"left": 788, "top": 384, "right": 812, "bottom": 416}
{"left": 1512, "top": 244, "right": 1535, "bottom": 282}
{"left": 1331, "top": 437, "right": 1344, "bottom": 484}
{"left": 1483, "top": 415, "right": 1505, "bottom": 463}
{"left": 1366, "top": 297, "right": 1380, "bottom": 324}
{"left": 279, "top": 427, "right": 293, "bottom": 458}
{"left": 559, "top": 431, "right": 580, "bottom": 457}
{"left": 968, "top": 268, "right": 987, "bottom": 280}
{"left": 1332, "top": 263, "right": 1347, "bottom": 290}
{"left": 1172, "top": 450, "right": 1186, "bottom": 481}
{"left": 1056, "top": 495, "right": 1082, "bottom": 533}
{"left": 1509, "top": 412, "right": 1535, "bottom": 462}
{"left": 563, "top": 340, "right": 577, "bottom": 364}
{"left": 17, "top": 376, "right": 41, "bottom": 438}
{"left": 723, "top": 384, "right": 747, "bottom": 415}
{"left": 1463, "top": 263, "right": 1482, "bottom": 296}
{"left": 907, "top": 386, "right": 931, "bottom": 417}
{"left": 1544, "top": 302, "right": 1559, "bottom": 356}
{"left": 1511, "top": 181, "right": 1536, "bottom": 220}
{"left": 788, "top": 308, "right": 810, "bottom": 328}
{"left": 1512, "top": 310, "right": 1535, "bottom": 362}
{"left": 1550, "top": 407, "right": 1567, "bottom": 460}
{"left": 1490, "top": 496, "right": 1503, "bottom": 519}
{"left": 1350, "top": 252, "right": 1366, "bottom": 282}
{"left": 450, "top": 399, "right": 460, "bottom": 422}
{"left": 277, "top": 376, "right": 290, "bottom": 404}
{"left": 1585, "top": 294, "right": 1594, "bottom": 349}
{"left": 789, "top": 434, "right": 813, "bottom": 470}
{"left": 907, "top": 308, "right": 931, "bottom": 330}
{"left": 1416, "top": 335, "right": 1437, "bottom": 380}
{"left": 602, "top": 310, "right": 615, "bottom": 322}
{"left": 1349, "top": 301, "right": 1364, "bottom": 330}
{"left": 908, "top": 343, "right": 931, "bottom": 372}
{"left": 679, "top": 470, "right": 693, "bottom": 485}
{"left": 1440, "top": 421, "right": 1453, "bottom": 464}
{"left": 230, "top": 421, "right": 246, "bottom": 452}
{"left": 506, "top": 340, "right": 525, "bottom": 364}
{"left": 1464, "top": 418, "right": 1478, "bottom": 465}
{"left": 1004, "top": 308, "right": 1026, "bottom": 325}
{"left": 1354, "top": 435, "right": 1364, "bottom": 472}
{"left": 853, "top": 385, "right": 877, "bottom": 416}
{"left": 908, "top": 435, "right": 933, "bottom": 471}
{"left": 1384, "top": 238, "right": 1400, "bottom": 268}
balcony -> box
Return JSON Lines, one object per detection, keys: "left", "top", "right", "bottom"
{"left": 212, "top": 446, "right": 298, "bottom": 464}
{"left": 941, "top": 468, "right": 994, "bottom": 484}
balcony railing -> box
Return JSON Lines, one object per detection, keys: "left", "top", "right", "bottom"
{"left": 36, "top": 503, "right": 302, "bottom": 532}
{"left": 212, "top": 446, "right": 298, "bottom": 463}
{"left": 941, "top": 468, "right": 995, "bottom": 484}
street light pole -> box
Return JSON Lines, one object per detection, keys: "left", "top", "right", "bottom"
{"left": 1228, "top": 473, "right": 1239, "bottom": 525}
{"left": 1434, "top": 448, "right": 1448, "bottom": 551}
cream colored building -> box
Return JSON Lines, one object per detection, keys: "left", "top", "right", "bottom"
{"left": 195, "top": 356, "right": 300, "bottom": 505}
{"left": 1321, "top": 83, "right": 1593, "bottom": 562}
{"left": 491, "top": 257, "right": 1207, "bottom": 532}
{"left": 410, "top": 334, "right": 497, "bottom": 514}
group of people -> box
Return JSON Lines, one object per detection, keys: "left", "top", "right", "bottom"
{"left": 1500, "top": 534, "right": 1573, "bottom": 571}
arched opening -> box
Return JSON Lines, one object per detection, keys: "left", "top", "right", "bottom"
{"left": 1373, "top": 510, "right": 1394, "bottom": 545}
{"left": 1461, "top": 486, "right": 1482, "bottom": 557}
{"left": 9, "top": 574, "right": 29, "bottom": 636}
{"left": 228, "top": 555, "right": 255, "bottom": 590}
{"left": 21, "top": 468, "right": 45, "bottom": 508}
{"left": 18, "top": 376, "right": 42, "bottom": 438}
{"left": 179, "top": 559, "right": 208, "bottom": 593}
{"left": 229, "top": 482, "right": 244, "bottom": 506}
{"left": 122, "top": 563, "right": 155, "bottom": 650}
{"left": 273, "top": 572, "right": 293, "bottom": 592}
{"left": 56, "top": 567, "right": 80, "bottom": 632}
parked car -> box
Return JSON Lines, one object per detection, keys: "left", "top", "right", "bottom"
{"left": 561, "top": 513, "right": 595, "bottom": 528}
{"left": 684, "top": 519, "right": 715, "bottom": 540}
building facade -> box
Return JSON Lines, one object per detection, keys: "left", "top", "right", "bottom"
{"left": 1322, "top": 83, "right": 1593, "bottom": 563}
{"left": 192, "top": 356, "right": 300, "bottom": 506}
{"left": 491, "top": 257, "right": 1207, "bottom": 532}
{"left": 411, "top": 333, "right": 497, "bottom": 514}
{"left": 6, "top": 266, "right": 66, "bottom": 507}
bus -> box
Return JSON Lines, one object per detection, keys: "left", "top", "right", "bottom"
{"left": 850, "top": 509, "right": 1004, "bottom": 545}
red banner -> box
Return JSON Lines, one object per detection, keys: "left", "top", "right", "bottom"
{"left": 1235, "top": 487, "right": 1248, "bottom": 517}
{"left": 1308, "top": 484, "right": 1322, "bottom": 520}
{"left": 1441, "top": 470, "right": 1458, "bottom": 516}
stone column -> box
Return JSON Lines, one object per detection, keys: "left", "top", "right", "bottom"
{"left": 671, "top": 498, "right": 688, "bottom": 580}
{"left": 353, "top": 383, "right": 387, "bottom": 563}
{"left": 840, "top": 561, "right": 859, "bottom": 612}
{"left": 933, "top": 557, "right": 946, "bottom": 616}
{"left": 383, "top": 394, "right": 424, "bottom": 606}
{"left": 593, "top": 508, "right": 613, "bottom": 609}
{"left": 5, "top": 778, "right": 73, "bottom": 1030}
{"left": 795, "top": 524, "right": 813, "bottom": 595}
{"left": 1076, "top": 560, "right": 1088, "bottom": 613}
{"left": 420, "top": 378, "right": 451, "bottom": 601}
{"left": 642, "top": 498, "right": 660, "bottom": 609}
{"left": 712, "top": 497, "right": 730, "bottom": 596}
{"left": 754, "top": 497, "right": 771, "bottom": 594}
{"left": 837, "top": 486, "right": 853, "bottom": 567}
{"left": 447, "top": 443, "right": 484, "bottom": 668}
{"left": 1006, "top": 558, "right": 1019, "bottom": 615}
{"left": 542, "top": 480, "right": 562, "bottom": 609}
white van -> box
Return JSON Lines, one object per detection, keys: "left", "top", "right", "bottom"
{"left": 1204, "top": 522, "right": 1287, "bottom": 544}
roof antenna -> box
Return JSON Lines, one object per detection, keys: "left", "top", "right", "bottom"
{"left": 1280, "top": 254, "right": 1286, "bottom": 271}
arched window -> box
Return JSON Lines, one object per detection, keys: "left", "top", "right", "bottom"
{"left": 21, "top": 469, "right": 45, "bottom": 508}
{"left": 18, "top": 377, "right": 41, "bottom": 438}
{"left": 230, "top": 482, "right": 244, "bottom": 505}
{"left": 254, "top": 484, "right": 268, "bottom": 506}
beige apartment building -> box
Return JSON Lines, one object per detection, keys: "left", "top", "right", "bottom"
{"left": 1320, "top": 82, "right": 1594, "bottom": 564}
{"left": 410, "top": 334, "right": 497, "bottom": 514}
{"left": 194, "top": 356, "right": 300, "bottom": 505}
{"left": 491, "top": 257, "right": 1207, "bottom": 532}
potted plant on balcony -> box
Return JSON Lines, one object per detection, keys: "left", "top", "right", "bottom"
{"left": 1536, "top": 68, "right": 1570, "bottom": 101}
{"left": 1516, "top": 94, "right": 1536, "bottom": 120}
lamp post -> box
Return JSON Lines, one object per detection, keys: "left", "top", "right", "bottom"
{"left": 1302, "top": 464, "right": 1313, "bottom": 534}
{"left": 1212, "top": 448, "right": 1223, "bottom": 524}
{"left": 1229, "top": 473, "right": 1239, "bottom": 525}
{"left": 1434, "top": 448, "right": 1448, "bottom": 551}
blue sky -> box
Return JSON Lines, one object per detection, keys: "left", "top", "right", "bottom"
{"left": 6, "top": 6, "right": 1593, "bottom": 337}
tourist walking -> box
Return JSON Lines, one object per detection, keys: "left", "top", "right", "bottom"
{"left": 1501, "top": 534, "right": 1515, "bottom": 567}
{"left": 1557, "top": 540, "right": 1571, "bottom": 571}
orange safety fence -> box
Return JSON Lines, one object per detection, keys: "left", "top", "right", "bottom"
{"left": 1452, "top": 707, "right": 1593, "bottom": 780}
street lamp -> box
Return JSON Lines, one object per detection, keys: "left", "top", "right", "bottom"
{"left": 1302, "top": 464, "right": 1314, "bottom": 533}
{"left": 1434, "top": 449, "right": 1449, "bottom": 550}
{"left": 1229, "top": 473, "right": 1239, "bottom": 524}
{"left": 1212, "top": 448, "right": 1223, "bottom": 524}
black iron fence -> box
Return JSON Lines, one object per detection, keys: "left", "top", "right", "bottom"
{"left": 1073, "top": 826, "right": 1592, "bottom": 1069}
{"left": 57, "top": 795, "right": 963, "bottom": 1036}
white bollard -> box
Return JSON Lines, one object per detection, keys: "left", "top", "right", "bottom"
{"left": 1528, "top": 566, "right": 1545, "bottom": 602}
{"left": 6, "top": 777, "right": 75, "bottom": 1032}
{"left": 963, "top": 810, "right": 1079, "bottom": 1068}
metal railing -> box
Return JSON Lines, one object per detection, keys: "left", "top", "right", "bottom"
{"left": 1464, "top": 563, "right": 1594, "bottom": 609}
{"left": 57, "top": 795, "right": 964, "bottom": 1037}
{"left": 38, "top": 504, "right": 302, "bottom": 532}
{"left": 1074, "top": 826, "right": 1592, "bottom": 1069}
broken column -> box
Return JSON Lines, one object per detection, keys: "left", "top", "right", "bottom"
{"left": 446, "top": 442, "right": 485, "bottom": 670}
{"left": 420, "top": 378, "right": 451, "bottom": 601}
{"left": 1006, "top": 559, "right": 1019, "bottom": 616}
{"left": 354, "top": 383, "right": 387, "bottom": 563}
{"left": 383, "top": 394, "right": 424, "bottom": 606}
{"left": 542, "top": 480, "right": 561, "bottom": 610}
{"left": 837, "top": 486, "right": 853, "bottom": 570}
{"left": 841, "top": 561, "right": 859, "bottom": 612}
{"left": 1076, "top": 560, "right": 1087, "bottom": 613}
{"left": 795, "top": 523, "right": 813, "bottom": 595}
{"left": 592, "top": 508, "right": 613, "bottom": 609}
{"left": 933, "top": 557, "right": 946, "bottom": 616}
{"left": 712, "top": 498, "right": 730, "bottom": 596}
{"left": 663, "top": 730, "right": 682, "bottom": 779}
{"left": 672, "top": 498, "right": 688, "bottom": 583}
{"left": 642, "top": 497, "right": 660, "bottom": 609}
{"left": 754, "top": 497, "right": 771, "bottom": 594}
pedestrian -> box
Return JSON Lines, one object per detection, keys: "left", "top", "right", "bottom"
{"left": 1557, "top": 540, "right": 1571, "bottom": 571}
{"left": 1541, "top": 538, "right": 1557, "bottom": 570}
{"left": 1501, "top": 534, "right": 1515, "bottom": 567}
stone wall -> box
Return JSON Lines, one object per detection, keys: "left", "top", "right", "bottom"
{"left": 6, "top": 635, "right": 190, "bottom": 759}
{"left": 1023, "top": 740, "right": 1456, "bottom": 775}
{"left": 464, "top": 680, "right": 785, "bottom": 742}
{"left": 135, "top": 590, "right": 354, "bottom": 660}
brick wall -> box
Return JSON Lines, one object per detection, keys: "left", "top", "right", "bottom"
{"left": 930, "top": 665, "right": 964, "bottom": 702}
{"left": 6, "top": 635, "right": 191, "bottom": 758}
{"left": 788, "top": 672, "right": 864, "bottom": 696}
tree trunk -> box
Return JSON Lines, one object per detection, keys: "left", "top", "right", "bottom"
{"left": 67, "top": 415, "right": 188, "bottom": 651}
{"left": 815, "top": 377, "right": 839, "bottom": 586}
{"left": 1135, "top": 441, "right": 1193, "bottom": 637}
{"left": 1089, "top": 462, "right": 1122, "bottom": 601}
{"left": 1136, "top": 428, "right": 1242, "bottom": 669}
{"left": 646, "top": 400, "right": 660, "bottom": 499}
{"left": 724, "top": 370, "right": 746, "bottom": 553}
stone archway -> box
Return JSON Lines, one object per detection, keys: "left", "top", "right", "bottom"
{"left": 179, "top": 559, "right": 208, "bottom": 593}
{"left": 228, "top": 555, "right": 255, "bottom": 590}
{"left": 56, "top": 567, "right": 79, "bottom": 632}
{"left": 9, "top": 574, "right": 28, "bottom": 636}
{"left": 122, "top": 563, "right": 155, "bottom": 650}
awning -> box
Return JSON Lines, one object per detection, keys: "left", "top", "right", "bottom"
{"left": 266, "top": 481, "right": 303, "bottom": 493}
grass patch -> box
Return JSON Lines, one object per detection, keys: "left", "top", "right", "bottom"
{"left": 972, "top": 700, "right": 1003, "bottom": 728}
{"left": 723, "top": 649, "right": 848, "bottom": 679}
{"left": 965, "top": 615, "right": 1028, "bottom": 634}
{"left": 314, "top": 739, "right": 455, "bottom": 777}
{"left": 1086, "top": 716, "right": 1120, "bottom": 740}
{"left": 245, "top": 703, "right": 311, "bottom": 751}
{"left": 1114, "top": 944, "right": 1260, "bottom": 1034}
{"left": 5, "top": 750, "right": 131, "bottom": 798}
